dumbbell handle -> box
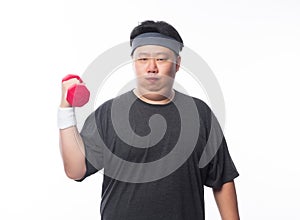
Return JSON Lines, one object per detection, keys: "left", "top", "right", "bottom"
{"left": 62, "top": 74, "right": 90, "bottom": 107}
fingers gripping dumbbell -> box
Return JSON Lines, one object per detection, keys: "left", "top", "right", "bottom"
{"left": 62, "top": 74, "right": 90, "bottom": 107}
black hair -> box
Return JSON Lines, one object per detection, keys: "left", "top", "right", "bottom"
{"left": 130, "top": 20, "right": 184, "bottom": 51}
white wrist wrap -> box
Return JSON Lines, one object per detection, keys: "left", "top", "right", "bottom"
{"left": 57, "top": 107, "right": 77, "bottom": 129}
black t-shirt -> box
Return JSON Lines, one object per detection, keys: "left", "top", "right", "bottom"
{"left": 78, "top": 90, "right": 239, "bottom": 220}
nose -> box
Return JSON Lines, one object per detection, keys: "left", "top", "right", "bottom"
{"left": 146, "top": 58, "right": 158, "bottom": 73}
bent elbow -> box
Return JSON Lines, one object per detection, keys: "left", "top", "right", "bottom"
{"left": 64, "top": 166, "right": 86, "bottom": 180}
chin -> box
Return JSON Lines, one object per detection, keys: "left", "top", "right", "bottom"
{"left": 144, "top": 87, "right": 171, "bottom": 96}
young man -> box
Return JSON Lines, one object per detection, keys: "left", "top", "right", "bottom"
{"left": 58, "top": 20, "right": 240, "bottom": 220}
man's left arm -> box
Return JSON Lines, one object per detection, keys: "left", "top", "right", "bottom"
{"left": 213, "top": 180, "right": 240, "bottom": 220}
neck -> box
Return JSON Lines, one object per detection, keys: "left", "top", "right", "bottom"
{"left": 133, "top": 88, "right": 175, "bottom": 105}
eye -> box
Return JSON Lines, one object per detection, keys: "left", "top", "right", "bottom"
{"left": 137, "top": 58, "right": 149, "bottom": 61}
{"left": 156, "top": 58, "right": 167, "bottom": 62}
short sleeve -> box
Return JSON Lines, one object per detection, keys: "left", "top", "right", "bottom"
{"left": 76, "top": 111, "right": 104, "bottom": 182}
{"left": 197, "top": 100, "right": 239, "bottom": 189}
{"left": 204, "top": 137, "right": 239, "bottom": 189}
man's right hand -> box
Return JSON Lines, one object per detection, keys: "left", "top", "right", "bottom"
{"left": 60, "top": 77, "right": 81, "bottom": 108}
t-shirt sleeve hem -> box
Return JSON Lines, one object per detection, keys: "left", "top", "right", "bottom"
{"left": 205, "top": 171, "right": 239, "bottom": 189}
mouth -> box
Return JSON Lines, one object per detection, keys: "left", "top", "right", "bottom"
{"left": 145, "top": 76, "right": 160, "bottom": 82}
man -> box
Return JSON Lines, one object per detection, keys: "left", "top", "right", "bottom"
{"left": 58, "top": 20, "right": 240, "bottom": 220}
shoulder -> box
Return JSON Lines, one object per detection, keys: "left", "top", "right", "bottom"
{"left": 174, "top": 90, "right": 215, "bottom": 134}
{"left": 94, "top": 90, "right": 134, "bottom": 116}
{"left": 175, "top": 90, "right": 212, "bottom": 115}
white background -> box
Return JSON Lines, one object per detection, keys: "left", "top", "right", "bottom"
{"left": 0, "top": 0, "right": 299, "bottom": 219}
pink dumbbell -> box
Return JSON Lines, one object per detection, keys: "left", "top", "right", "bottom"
{"left": 62, "top": 74, "right": 90, "bottom": 107}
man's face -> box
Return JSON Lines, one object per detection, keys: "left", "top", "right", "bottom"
{"left": 132, "top": 45, "right": 181, "bottom": 96}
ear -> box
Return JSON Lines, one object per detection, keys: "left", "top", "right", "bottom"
{"left": 175, "top": 56, "right": 181, "bottom": 72}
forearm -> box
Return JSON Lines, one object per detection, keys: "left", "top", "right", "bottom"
{"left": 213, "top": 181, "right": 240, "bottom": 220}
{"left": 58, "top": 76, "right": 88, "bottom": 180}
{"left": 59, "top": 126, "right": 86, "bottom": 180}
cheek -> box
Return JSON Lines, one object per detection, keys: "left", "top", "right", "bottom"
{"left": 162, "top": 63, "right": 177, "bottom": 76}
{"left": 133, "top": 63, "right": 144, "bottom": 75}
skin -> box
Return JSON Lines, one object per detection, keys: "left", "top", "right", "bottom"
{"left": 214, "top": 181, "right": 240, "bottom": 220}
{"left": 59, "top": 44, "right": 240, "bottom": 219}
{"left": 132, "top": 45, "right": 181, "bottom": 104}
{"left": 59, "top": 78, "right": 86, "bottom": 180}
